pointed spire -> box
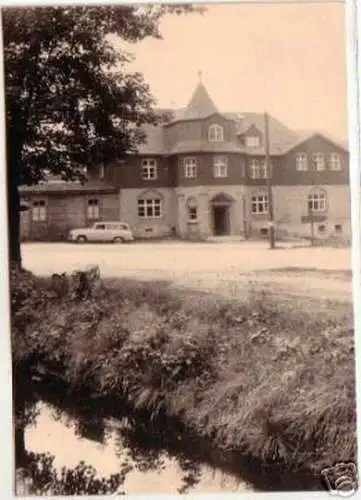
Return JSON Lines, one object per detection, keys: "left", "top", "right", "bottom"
{"left": 183, "top": 78, "right": 218, "bottom": 120}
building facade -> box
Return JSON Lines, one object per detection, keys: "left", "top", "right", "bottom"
{"left": 104, "top": 82, "right": 350, "bottom": 240}
{"left": 19, "top": 82, "right": 350, "bottom": 241}
{"left": 19, "top": 177, "right": 119, "bottom": 241}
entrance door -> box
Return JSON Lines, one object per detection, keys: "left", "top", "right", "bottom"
{"left": 213, "top": 206, "right": 229, "bottom": 235}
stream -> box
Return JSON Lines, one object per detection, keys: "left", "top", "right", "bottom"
{"left": 25, "top": 401, "right": 251, "bottom": 495}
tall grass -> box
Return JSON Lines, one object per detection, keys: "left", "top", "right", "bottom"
{"left": 11, "top": 266, "right": 356, "bottom": 489}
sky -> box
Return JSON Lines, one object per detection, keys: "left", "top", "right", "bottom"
{"left": 116, "top": 2, "right": 348, "bottom": 142}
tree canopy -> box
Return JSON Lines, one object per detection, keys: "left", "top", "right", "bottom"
{"left": 3, "top": 5, "right": 203, "bottom": 262}
{"left": 4, "top": 5, "right": 202, "bottom": 184}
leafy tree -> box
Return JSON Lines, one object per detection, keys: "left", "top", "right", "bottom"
{"left": 3, "top": 5, "right": 203, "bottom": 264}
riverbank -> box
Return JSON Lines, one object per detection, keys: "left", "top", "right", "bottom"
{"left": 12, "top": 266, "right": 356, "bottom": 492}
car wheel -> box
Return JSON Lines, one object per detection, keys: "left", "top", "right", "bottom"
{"left": 76, "top": 235, "right": 87, "bottom": 243}
{"left": 113, "top": 236, "right": 125, "bottom": 244}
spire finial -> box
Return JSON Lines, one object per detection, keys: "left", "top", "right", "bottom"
{"left": 197, "top": 70, "right": 202, "bottom": 83}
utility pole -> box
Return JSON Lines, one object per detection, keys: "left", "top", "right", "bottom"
{"left": 309, "top": 156, "right": 316, "bottom": 246}
{"left": 309, "top": 200, "right": 315, "bottom": 246}
{"left": 264, "top": 112, "right": 276, "bottom": 249}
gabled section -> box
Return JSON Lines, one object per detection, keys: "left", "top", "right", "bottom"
{"left": 224, "top": 112, "right": 299, "bottom": 155}
{"left": 242, "top": 124, "right": 263, "bottom": 148}
{"left": 284, "top": 132, "right": 349, "bottom": 155}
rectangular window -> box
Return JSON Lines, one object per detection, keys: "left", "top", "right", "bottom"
{"left": 188, "top": 206, "right": 198, "bottom": 221}
{"left": 213, "top": 156, "right": 228, "bottom": 178}
{"left": 184, "top": 157, "right": 197, "bottom": 179}
{"left": 32, "top": 200, "right": 47, "bottom": 221}
{"left": 138, "top": 199, "right": 162, "bottom": 219}
{"left": 240, "top": 161, "right": 246, "bottom": 177}
{"left": 312, "top": 153, "right": 325, "bottom": 171}
{"left": 141, "top": 159, "right": 157, "bottom": 180}
{"left": 209, "top": 125, "right": 224, "bottom": 142}
{"left": 249, "top": 159, "right": 260, "bottom": 179}
{"left": 251, "top": 194, "right": 269, "bottom": 215}
{"left": 87, "top": 199, "right": 100, "bottom": 219}
{"left": 328, "top": 153, "right": 341, "bottom": 171}
{"left": 308, "top": 192, "right": 327, "bottom": 212}
{"left": 260, "top": 159, "right": 269, "bottom": 179}
{"left": 296, "top": 153, "right": 308, "bottom": 171}
{"left": 246, "top": 136, "right": 261, "bottom": 148}
{"left": 249, "top": 159, "right": 269, "bottom": 179}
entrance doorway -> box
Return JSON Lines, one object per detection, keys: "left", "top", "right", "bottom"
{"left": 213, "top": 205, "right": 230, "bottom": 236}
{"left": 210, "top": 193, "right": 235, "bottom": 236}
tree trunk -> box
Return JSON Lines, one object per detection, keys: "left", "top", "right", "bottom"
{"left": 14, "top": 423, "right": 27, "bottom": 467}
{"left": 13, "top": 369, "right": 30, "bottom": 469}
{"left": 6, "top": 106, "right": 23, "bottom": 267}
{"left": 8, "top": 167, "right": 21, "bottom": 266}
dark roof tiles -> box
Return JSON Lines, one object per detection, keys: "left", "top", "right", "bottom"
{"left": 182, "top": 82, "right": 219, "bottom": 120}
{"left": 19, "top": 179, "right": 117, "bottom": 195}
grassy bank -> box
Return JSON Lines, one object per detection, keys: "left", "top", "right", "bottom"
{"left": 11, "top": 266, "right": 356, "bottom": 491}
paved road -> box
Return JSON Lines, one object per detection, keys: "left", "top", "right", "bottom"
{"left": 22, "top": 242, "right": 352, "bottom": 303}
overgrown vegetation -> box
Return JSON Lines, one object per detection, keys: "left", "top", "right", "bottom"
{"left": 11, "top": 265, "right": 356, "bottom": 491}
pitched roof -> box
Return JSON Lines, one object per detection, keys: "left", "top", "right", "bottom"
{"left": 133, "top": 82, "right": 348, "bottom": 156}
{"left": 181, "top": 82, "right": 219, "bottom": 120}
{"left": 229, "top": 112, "right": 300, "bottom": 154}
{"left": 137, "top": 124, "right": 165, "bottom": 155}
{"left": 286, "top": 129, "right": 349, "bottom": 152}
{"left": 19, "top": 179, "right": 117, "bottom": 195}
{"left": 135, "top": 113, "right": 349, "bottom": 157}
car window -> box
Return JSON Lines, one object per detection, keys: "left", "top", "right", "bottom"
{"left": 119, "top": 224, "right": 128, "bottom": 230}
{"left": 95, "top": 224, "right": 106, "bottom": 230}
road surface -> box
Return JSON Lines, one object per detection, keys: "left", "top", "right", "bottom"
{"left": 22, "top": 241, "right": 353, "bottom": 303}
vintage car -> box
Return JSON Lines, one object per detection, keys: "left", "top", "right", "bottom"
{"left": 68, "top": 221, "right": 134, "bottom": 243}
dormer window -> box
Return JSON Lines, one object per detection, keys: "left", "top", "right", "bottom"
{"left": 246, "top": 136, "right": 261, "bottom": 148}
{"left": 208, "top": 124, "right": 224, "bottom": 142}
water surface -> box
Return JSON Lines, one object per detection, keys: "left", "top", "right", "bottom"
{"left": 26, "top": 403, "right": 251, "bottom": 495}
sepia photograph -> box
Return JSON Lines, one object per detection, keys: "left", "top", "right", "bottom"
{"left": 3, "top": 1, "right": 358, "bottom": 496}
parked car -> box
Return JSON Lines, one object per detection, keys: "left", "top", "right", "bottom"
{"left": 68, "top": 221, "right": 134, "bottom": 243}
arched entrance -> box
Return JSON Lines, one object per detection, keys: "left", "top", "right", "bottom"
{"left": 210, "top": 193, "right": 235, "bottom": 236}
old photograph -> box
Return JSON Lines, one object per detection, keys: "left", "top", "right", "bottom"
{"left": 4, "top": 1, "right": 358, "bottom": 496}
